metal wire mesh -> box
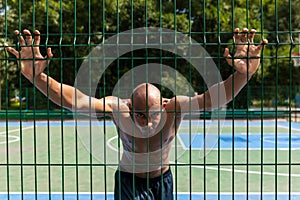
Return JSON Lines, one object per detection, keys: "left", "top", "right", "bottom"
{"left": 1, "top": 0, "right": 300, "bottom": 199}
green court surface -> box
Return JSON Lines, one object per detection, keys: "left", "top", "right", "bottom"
{"left": 0, "top": 120, "right": 300, "bottom": 193}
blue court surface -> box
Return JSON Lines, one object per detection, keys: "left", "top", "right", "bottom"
{"left": 1, "top": 193, "right": 300, "bottom": 200}
{"left": 178, "top": 133, "right": 300, "bottom": 150}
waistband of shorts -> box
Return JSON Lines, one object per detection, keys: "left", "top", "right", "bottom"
{"left": 116, "top": 167, "right": 172, "bottom": 183}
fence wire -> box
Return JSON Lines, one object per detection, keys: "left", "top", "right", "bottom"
{"left": 1, "top": 0, "right": 300, "bottom": 199}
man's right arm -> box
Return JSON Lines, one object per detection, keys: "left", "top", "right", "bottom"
{"left": 6, "top": 29, "right": 116, "bottom": 116}
{"left": 32, "top": 72, "right": 115, "bottom": 116}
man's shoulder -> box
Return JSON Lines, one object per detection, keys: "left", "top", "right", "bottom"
{"left": 164, "top": 96, "right": 190, "bottom": 110}
{"left": 102, "top": 96, "right": 130, "bottom": 105}
{"left": 165, "top": 96, "right": 190, "bottom": 103}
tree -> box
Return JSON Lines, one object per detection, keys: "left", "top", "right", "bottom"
{"left": 2, "top": 0, "right": 300, "bottom": 109}
{"left": 0, "top": 1, "right": 19, "bottom": 108}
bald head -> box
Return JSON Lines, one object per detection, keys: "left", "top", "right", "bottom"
{"left": 130, "top": 83, "right": 166, "bottom": 132}
{"left": 131, "top": 83, "right": 161, "bottom": 109}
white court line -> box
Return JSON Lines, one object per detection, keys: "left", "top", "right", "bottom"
{"left": 177, "top": 132, "right": 300, "bottom": 150}
{"left": 171, "top": 161, "right": 300, "bottom": 178}
{"left": 0, "top": 126, "right": 33, "bottom": 144}
{"left": 0, "top": 126, "right": 33, "bottom": 135}
{"left": 1, "top": 192, "right": 300, "bottom": 194}
{"left": 278, "top": 124, "right": 300, "bottom": 132}
{"left": 107, "top": 136, "right": 119, "bottom": 152}
{"left": 1, "top": 192, "right": 300, "bottom": 196}
{"left": 175, "top": 133, "right": 189, "bottom": 150}
{"left": 107, "top": 135, "right": 196, "bottom": 151}
{"left": 107, "top": 136, "right": 300, "bottom": 178}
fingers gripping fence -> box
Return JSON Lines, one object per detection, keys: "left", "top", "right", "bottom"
{"left": 1, "top": 0, "right": 300, "bottom": 200}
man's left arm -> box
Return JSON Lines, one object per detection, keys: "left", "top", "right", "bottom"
{"left": 193, "top": 28, "right": 268, "bottom": 111}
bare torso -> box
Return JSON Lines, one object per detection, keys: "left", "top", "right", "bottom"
{"left": 112, "top": 98, "right": 182, "bottom": 178}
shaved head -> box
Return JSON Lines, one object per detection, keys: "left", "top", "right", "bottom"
{"left": 131, "top": 83, "right": 161, "bottom": 109}
{"left": 130, "top": 83, "right": 165, "bottom": 134}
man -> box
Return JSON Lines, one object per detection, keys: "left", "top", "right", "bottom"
{"left": 6, "top": 28, "right": 267, "bottom": 199}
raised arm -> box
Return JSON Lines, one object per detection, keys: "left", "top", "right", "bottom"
{"left": 6, "top": 29, "right": 115, "bottom": 116}
{"left": 197, "top": 28, "right": 267, "bottom": 110}
{"left": 174, "top": 28, "right": 267, "bottom": 113}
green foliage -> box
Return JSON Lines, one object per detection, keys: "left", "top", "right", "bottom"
{"left": 1, "top": 0, "right": 300, "bottom": 109}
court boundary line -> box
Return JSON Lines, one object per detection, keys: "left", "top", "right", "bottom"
{"left": 171, "top": 161, "right": 300, "bottom": 177}
{"left": 107, "top": 135, "right": 119, "bottom": 152}
{"left": 105, "top": 137, "right": 300, "bottom": 178}
{"left": 278, "top": 124, "right": 300, "bottom": 132}
{"left": 0, "top": 126, "right": 33, "bottom": 135}
{"left": 0, "top": 126, "right": 33, "bottom": 145}
{"left": 177, "top": 132, "right": 300, "bottom": 151}
{"left": 106, "top": 132, "right": 300, "bottom": 151}
{"left": 1, "top": 192, "right": 300, "bottom": 195}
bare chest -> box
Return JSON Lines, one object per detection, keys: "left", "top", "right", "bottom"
{"left": 119, "top": 114, "right": 181, "bottom": 153}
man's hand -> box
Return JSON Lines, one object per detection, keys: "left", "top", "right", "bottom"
{"left": 224, "top": 28, "right": 268, "bottom": 76}
{"left": 6, "top": 29, "right": 53, "bottom": 81}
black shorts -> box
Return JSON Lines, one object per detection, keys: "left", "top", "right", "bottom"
{"left": 114, "top": 168, "right": 173, "bottom": 200}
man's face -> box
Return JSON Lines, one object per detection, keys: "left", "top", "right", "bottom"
{"left": 130, "top": 83, "right": 166, "bottom": 136}
{"left": 133, "top": 104, "right": 164, "bottom": 135}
